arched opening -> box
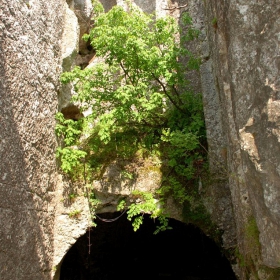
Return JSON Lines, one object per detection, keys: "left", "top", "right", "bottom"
{"left": 60, "top": 213, "right": 236, "bottom": 280}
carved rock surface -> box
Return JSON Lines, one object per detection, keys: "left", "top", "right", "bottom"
{"left": 171, "top": 0, "right": 237, "bottom": 253}
{"left": 0, "top": 0, "right": 64, "bottom": 279}
{"left": 52, "top": 175, "right": 91, "bottom": 280}
{"left": 2, "top": 0, "right": 280, "bottom": 279}
{"left": 58, "top": 2, "right": 80, "bottom": 111}
{"left": 203, "top": 0, "right": 280, "bottom": 275}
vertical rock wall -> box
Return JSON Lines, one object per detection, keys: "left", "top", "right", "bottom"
{"left": 181, "top": 0, "right": 238, "bottom": 251}
{"left": 203, "top": 0, "right": 280, "bottom": 277}
{"left": 1, "top": 0, "right": 280, "bottom": 279}
{"left": 0, "top": 1, "right": 64, "bottom": 279}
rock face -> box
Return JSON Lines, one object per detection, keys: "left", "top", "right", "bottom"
{"left": 1, "top": 0, "right": 280, "bottom": 279}
{"left": 161, "top": 0, "right": 237, "bottom": 257}
{"left": 168, "top": 0, "right": 280, "bottom": 277}
{"left": 202, "top": 0, "right": 280, "bottom": 277}
{"left": 0, "top": 0, "right": 64, "bottom": 279}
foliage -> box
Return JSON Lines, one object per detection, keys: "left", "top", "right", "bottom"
{"left": 91, "top": 0, "right": 104, "bottom": 18}
{"left": 56, "top": 147, "right": 86, "bottom": 174}
{"left": 234, "top": 247, "right": 246, "bottom": 268}
{"left": 68, "top": 209, "right": 82, "bottom": 218}
{"left": 55, "top": 113, "right": 86, "bottom": 174}
{"left": 127, "top": 191, "right": 159, "bottom": 231}
{"left": 182, "top": 197, "right": 219, "bottom": 238}
{"left": 55, "top": 112, "right": 83, "bottom": 146}
{"left": 153, "top": 214, "right": 173, "bottom": 235}
{"left": 243, "top": 216, "right": 261, "bottom": 265}
{"left": 245, "top": 217, "right": 260, "bottom": 245}
{"left": 211, "top": 17, "right": 217, "bottom": 26}
{"left": 85, "top": 184, "right": 101, "bottom": 227}
{"left": 56, "top": 1, "right": 207, "bottom": 231}
{"left": 233, "top": 217, "right": 261, "bottom": 279}
{"left": 117, "top": 191, "right": 171, "bottom": 233}
{"left": 68, "top": 192, "right": 78, "bottom": 203}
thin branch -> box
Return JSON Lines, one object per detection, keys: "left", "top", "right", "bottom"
{"left": 163, "top": 4, "right": 188, "bottom": 11}
{"left": 120, "top": 62, "right": 134, "bottom": 86}
{"left": 152, "top": 73, "right": 185, "bottom": 114}
{"left": 171, "top": 84, "right": 184, "bottom": 106}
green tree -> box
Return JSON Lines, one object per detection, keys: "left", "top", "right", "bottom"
{"left": 57, "top": 1, "right": 206, "bottom": 231}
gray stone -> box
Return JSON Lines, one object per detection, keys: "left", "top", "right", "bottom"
{"left": 203, "top": 0, "right": 280, "bottom": 276}
{"left": 2, "top": 0, "right": 280, "bottom": 279}
{"left": 0, "top": 0, "right": 64, "bottom": 279}
{"left": 58, "top": 2, "right": 80, "bottom": 111}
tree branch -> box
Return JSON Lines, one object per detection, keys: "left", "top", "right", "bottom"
{"left": 171, "top": 84, "right": 184, "bottom": 106}
{"left": 163, "top": 4, "right": 188, "bottom": 11}
{"left": 152, "top": 73, "right": 185, "bottom": 114}
{"left": 120, "top": 61, "right": 134, "bottom": 86}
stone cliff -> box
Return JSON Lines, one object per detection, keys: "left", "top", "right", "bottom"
{"left": 202, "top": 1, "right": 280, "bottom": 278}
{"left": 0, "top": 0, "right": 64, "bottom": 279}
{"left": 1, "top": 0, "right": 280, "bottom": 279}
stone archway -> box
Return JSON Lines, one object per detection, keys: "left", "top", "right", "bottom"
{"left": 59, "top": 212, "right": 236, "bottom": 280}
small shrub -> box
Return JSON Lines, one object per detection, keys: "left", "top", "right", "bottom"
{"left": 68, "top": 209, "right": 82, "bottom": 218}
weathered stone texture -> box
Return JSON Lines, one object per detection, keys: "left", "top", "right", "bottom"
{"left": 170, "top": 0, "right": 237, "bottom": 252}
{"left": 100, "top": 0, "right": 117, "bottom": 12}
{"left": 203, "top": 0, "right": 280, "bottom": 274}
{"left": 2, "top": 0, "right": 280, "bottom": 279}
{"left": 52, "top": 175, "right": 91, "bottom": 280}
{"left": 58, "top": 2, "right": 80, "bottom": 111}
{"left": 0, "top": 1, "right": 64, "bottom": 279}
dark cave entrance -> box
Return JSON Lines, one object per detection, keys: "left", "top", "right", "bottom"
{"left": 60, "top": 213, "right": 237, "bottom": 280}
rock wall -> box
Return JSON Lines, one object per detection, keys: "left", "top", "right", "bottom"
{"left": 158, "top": 0, "right": 280, "bottom": 277}
{"left": 1, "top": 0, "right": 280, "bottom": 279}
{"left": 0, "top": 0, "right": 65, "bottom": 279}
{"left": 202, "top": 0, "right": 280, "bottom": 278}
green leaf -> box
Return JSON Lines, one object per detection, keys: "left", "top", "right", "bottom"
{"left": 56, "top": 1, "right": 207, "bottom": 230}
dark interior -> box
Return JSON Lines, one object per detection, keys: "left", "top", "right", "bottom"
{"left": 60, "top": 212, "right": 237, "bottom": 280}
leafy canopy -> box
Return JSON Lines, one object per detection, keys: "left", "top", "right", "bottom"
{"left": 56, "top": 1, "right": 206, "bottom": 231}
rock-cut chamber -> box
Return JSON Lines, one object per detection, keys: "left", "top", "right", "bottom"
{"left": 60, "top": 213, "right": 237, "bottom": 280}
